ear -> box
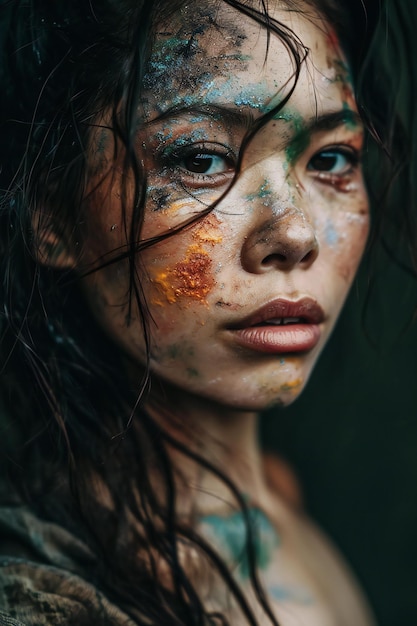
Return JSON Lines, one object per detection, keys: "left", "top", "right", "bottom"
{"left": 32, "top": 212, "right": 77, "bottom": 270}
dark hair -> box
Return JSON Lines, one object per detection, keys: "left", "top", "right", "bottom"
{"left": 0, "top": 0, "right": 393, "bottom": 623}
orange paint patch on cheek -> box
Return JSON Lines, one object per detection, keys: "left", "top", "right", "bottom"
{"left": 173, "top": 244, "right": 214, "bottom": 301}
{"left": 150, "top": 244, "right": 215, "bottom": 305}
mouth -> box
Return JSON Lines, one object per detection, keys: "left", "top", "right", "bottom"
{"left": 252, "top": 317, "right": 304, "bottom": 326}
{"left": 228, "top": 298, "right": 325, "bottom": 354}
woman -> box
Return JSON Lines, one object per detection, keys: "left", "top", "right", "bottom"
{"left": 0, "top": 0, "right": 393, "bottom": 624}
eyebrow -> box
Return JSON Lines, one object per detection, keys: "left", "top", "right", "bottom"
{"left": 146, "top": 104, "right": 362, "bottom": 138}
{"left": 298, "top": 109, "right": 362, "bottom": 134}
{"left": 146, "top": 103, "right": 256, "bottom": 131}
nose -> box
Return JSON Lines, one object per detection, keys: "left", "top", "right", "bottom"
{"left": 241, "top": 205, "right": 319, "bottom": 274}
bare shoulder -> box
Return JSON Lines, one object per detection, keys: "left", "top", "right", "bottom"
{"left": 260, "top": 454, "right": 375, "bottom": 626}
{"left": 286, "top": 510, "right": 377, "bottom": 626}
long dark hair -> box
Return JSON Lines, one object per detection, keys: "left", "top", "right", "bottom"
{"left": 0, "top": 0, "right": 394, "bottom": 623}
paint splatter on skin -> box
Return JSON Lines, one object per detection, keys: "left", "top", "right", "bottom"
{"left": 193, "top": 213, "right": 223, "bottom": 245}
{"left": 269, "top": 585, "right": 314, "bottom": 605}
{"left": 165, "top": 343, "right": 195, "bottom": 360}
{"left": 158, "top": 128, "right": 210, "bottom": 155}
{"left": 324, "top": 219, "right": 339, "bottom": 247}
{"left": 151, "top": 243, "right": 214, "bottom": 305}
{"left": 325, "top": 47, "right": 357, "bottom": 115}
{"left": 280, "top": 378, "right": 303, "bottom": 393}
{"left": 286, "top": 127, "right": 311, "bottom": 168}
{"left": 150, "top": 269, "right": 177, "bottom": 304}
{"left": 80, "top": 3, "right": 370, "bottom": 421}
{"left": 215, "top": 300, "right": 242, "bottom": 310}
{"left": 272, "top": 111, "right": 312, "bottom": 168}
{"left": 234, "top": 80, "right": 272, "bottom": 110}
{"left": 199, "top": 506, "right": 280, "bottom": 580}
{"left": 174, "top": 244, "right": 214, "bottom": 300}
{"left": 246, "top": 179, "right": 272, "bottom": 202}
{"left": 142, "top": 7, "right": 253, "bottom": 113}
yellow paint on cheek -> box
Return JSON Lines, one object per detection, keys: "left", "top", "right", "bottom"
{"left": 161, "top": 200, "right": 190, "bottom": 217}
{"left": 193, "top": 214, "right": 223, "bottom": 245}
{"left": 151, "top": 270, "right": 177, "bottom": 304}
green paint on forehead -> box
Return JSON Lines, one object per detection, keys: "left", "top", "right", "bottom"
{"left": 286, "top": 127, "right": 310, "bottom": 167}
{"left": 342, "top": 102, "right": 359, "bottom": 130}
{"left": 333, "top": 58, "right": 353, "bottom": 86}
{"left": 273, "top": 111, "right": 310, "bottom": 167}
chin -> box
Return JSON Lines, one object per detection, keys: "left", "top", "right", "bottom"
{"left": 213, "top": 382, "right": 308, "bottom": 413}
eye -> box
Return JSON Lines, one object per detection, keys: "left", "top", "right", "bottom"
{"left": 307, "top": 148, "right": 358, "bottom": 175}
{"left": 181, "top": 152, "right": 232, "bottom": 176}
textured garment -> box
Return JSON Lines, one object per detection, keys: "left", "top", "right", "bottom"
{"left": 0, "top": 505, "right": 135, "bottom": 625}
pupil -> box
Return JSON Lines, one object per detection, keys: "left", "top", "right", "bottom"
{"left": 186, "top": 154, "right": 213, "bottom": 173}
{"left": 311, "top": 153, "right": 337, "bottom": 171}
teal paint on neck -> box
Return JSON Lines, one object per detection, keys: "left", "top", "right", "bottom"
{"left": 269, "top": 584, "right": 314, "bottom": 606}
{"left": 200, "top": 506, "right": 280, "bottom": 580}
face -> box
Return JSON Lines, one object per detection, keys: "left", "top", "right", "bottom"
{"left": 78, "top": 1, "right": 369, "bottom": 412}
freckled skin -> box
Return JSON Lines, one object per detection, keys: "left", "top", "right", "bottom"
{"left": 77, "top": 3, "right": 369, "bottom": 414}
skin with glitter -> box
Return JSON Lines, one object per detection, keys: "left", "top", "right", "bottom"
{"left": 77, "top": 1, "right": 370, "bottom": 411}
{"left": 56, "top": 3, "right": 375, "bottom": 625}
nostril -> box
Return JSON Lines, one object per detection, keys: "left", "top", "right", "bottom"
{"left": 262, "top": 253, "right": 287, "bottom": 266}
{"left": 241, "top": 216, "right": 319, "bottom": 274}
{"left": 300, "top": 248, "right": 317, "bottom": 265}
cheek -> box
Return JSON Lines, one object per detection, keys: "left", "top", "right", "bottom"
{"left": 325, "top": 208, "right": 369, "bottom": 284}
{"left": 81, "top": 267, "right": 150, "bottom": 363}
{"left": 80, "top": 168, "right": 135, "bottom": 265}
{"left": 150, "top": 245, "right": 215, "bottom": 305}
{"left": 145, "top": 213, "right": 224, "bottom": 307}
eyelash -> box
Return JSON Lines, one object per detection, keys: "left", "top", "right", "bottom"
{"left": 162, "top": 142, "right": 237, "bottom": 188}
{"left": 306, "top": 145, "right": 360, "bottom": 180}
{"left": 158, "top": 140, "right": 360, "bottom": 194}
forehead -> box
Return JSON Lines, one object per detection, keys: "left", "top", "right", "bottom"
{"left": 141, "top": 1, "right": 350, "bottom": 120}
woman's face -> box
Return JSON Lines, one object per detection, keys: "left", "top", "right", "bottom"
{"left": 79, "top": 1, "right": 369, "bottom": 411}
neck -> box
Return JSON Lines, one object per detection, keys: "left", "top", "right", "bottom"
{"left": 142, "top": 385, "right": 285, "bottom": 605}
{"left": 146, "top": 386, "right": 269, "bottom": 517}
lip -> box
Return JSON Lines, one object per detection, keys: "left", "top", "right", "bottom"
{"left": 228, "top": 297, "right": 325, "bottom": 354}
